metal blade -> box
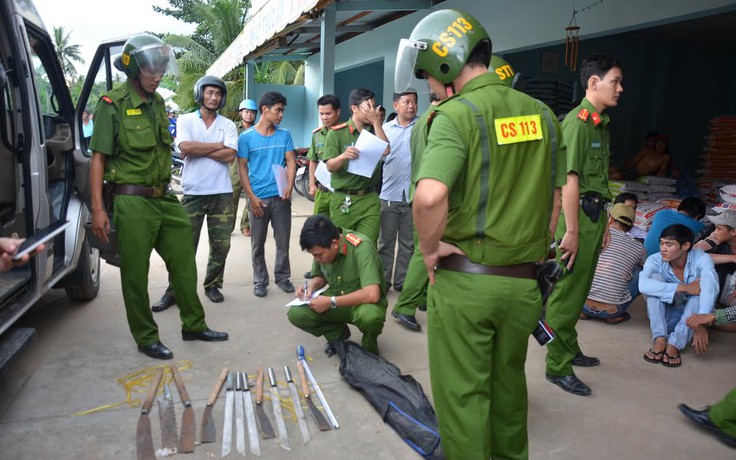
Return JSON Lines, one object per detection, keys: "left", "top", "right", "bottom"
{"left": 284, "top": 366, "right": 311, "bottom": 444}
{"left": 242, "top": 375, "right": 261, "bottom": 456}
{"left": 136, "top": 370, "right": 163, "bottom": 460}
{"left": 170, "top": 364, "right": 196, "bottom": 453}
{"left": 297, "top": 359, "right": 331, "bottom": 431}
{"left": 157, "top": 384, "right": 178, "bottom": 450}
{"left": 254, "top": 368, "right": 275, "bottom": 440}
{"left": 201, "top": 368, "right": 230, "bottom": 444}
{"left": 222, "top": 372, "right": 234, "bottom": 457}
{"left": 268, "top": 368, "right": 291, "bottom": 451}
{"left": 298, "top": 350, "right": 339, "bottom": 429}
{"left": 234, "top": 372, "right": 246, "bottom": 455}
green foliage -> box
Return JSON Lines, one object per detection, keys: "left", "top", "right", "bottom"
{"left": 53, "top": 26, "right": 85, "bottom": 82}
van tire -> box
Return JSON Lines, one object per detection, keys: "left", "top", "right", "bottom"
{"left": 64, "top": 236, "right": 100, "bottom": 301}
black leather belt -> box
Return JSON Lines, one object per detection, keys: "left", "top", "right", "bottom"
{"left": 335, "top": 188, "right": 372, "bottom": 196}
{"left": 113, "top": 184, "right": 168, "bottom": 198}
{"left": 316, "top": 183, "right": 331, "bottom": 193}
{"left": 437, "top": 254, "right": 540, "bottom": 280}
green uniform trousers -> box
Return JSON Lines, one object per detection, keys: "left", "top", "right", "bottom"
{"left": 711, "top": 387, "right": 736, "bottom": 438}
{"left": 286, "top": 295, "right": 387, "bottom": 354}
{"left": 231, "top": 188, "right": 250, "bottom": 232}
{"left": 313, "top": 189, "right": 332, "bottom": 216}
{"left": 114, "top": 194, "right": 208, "bottom": 346}
{"left": 329, "top": 191, "right": 380, "bottom": 244}
{"left": 428, "top": 269, "right": 541, "bottom": 460}
{"left": 545, "top": 209, "right": 607, "bottom": 376}
{"left": 392, "top": 229, "right": 427, "bottom": 316}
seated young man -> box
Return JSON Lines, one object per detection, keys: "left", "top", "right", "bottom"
{"left": 643, "top": 197, "right": 706, "bottom": 256}
{"left": 287, "top": 214, "right": 387, "bottom": 356}
{"left": 640, "top": 224, "right": 719, "bottom": 367}
{"left": 581, "top": 204, "right": 648, "bottom": 324}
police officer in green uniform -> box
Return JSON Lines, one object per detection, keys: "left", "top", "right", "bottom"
{"left": 323, "top": 88, "right": 389, "bottom": 244}
{"left": 287, "top": 214, "right": 387, "bottom": 356}
{"left": 392, "top": 55, "right": 521, "bottom": 332}
{"left": 397, "top": 10, "right": 566, "bottom": 460}
{"left": 89, "top": 34, "right": 228, "bottom": 360}
{"left": 307, "top": 95, "right": 341, "bottom": 216}
{"left": 544, "top": 54, "right": 623, "bottom": 396}
{"left": 229, "top": 98, "right": 257, "bottom": 236}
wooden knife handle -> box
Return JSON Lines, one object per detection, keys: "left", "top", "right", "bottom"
{"left": 207, "top": 368, "right": 229, "bottom": 406}
{"left": 170, "top": 363, "right": 191, "bottom": 404}
{"left": 297, "top": 360, "right": 310, "bottom": 398}
{"left": 256, "top": 367, "right": 264, "bottom": 404}
{"left": 141, "top": 369, "right": 163, "bottom": 414}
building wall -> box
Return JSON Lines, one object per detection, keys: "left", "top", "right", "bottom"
{"left": 251, "top": 83, "right": 307, "bottom": 147}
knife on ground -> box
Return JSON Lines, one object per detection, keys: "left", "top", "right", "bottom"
{"left": 254, "top": 368, "right": 275, "bottom": 440}
{"left": 268, "top": 367, "right": 291, "bottom": 451}
{"left": 158, "top": 383, "right": 178, "bottom": 451}
{"left": 241, "top": 372, "right": 261, "bottom": 456}
{"left": 298, "top": 346, "right": 339, "bottom": 429}
{"left": 284, "top": 366, "right": 311, "bottom": 444}
{"left": 222, "top": 372, "right": 234, "bottom": 457}
{"left": 136, "top": 369, "right": 163, "bottom": 460}
{"left": 235, "top": 371, "right": 246, "bottom": 455}
{"left": 201, "top": 368, "right": 229, "bottom": 444}
{"left": 296, "top": 360, "right": 332, "bottom": 431}
{"left": 170, "top": 363, "right": 196, "bottom": 453}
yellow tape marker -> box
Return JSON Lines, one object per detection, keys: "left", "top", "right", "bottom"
{"left": 494, "top": 114, "right": 544, "bottom": 145}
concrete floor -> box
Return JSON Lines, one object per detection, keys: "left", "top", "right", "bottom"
{"left": 1, "top": 194, "right": 734, "bottom": 460}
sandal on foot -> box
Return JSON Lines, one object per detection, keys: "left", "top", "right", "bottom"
{"left": 604, "top": 311, "right": 632, "bottom": 325}
{"left": 662, "top": 352, "right": 681, "bottom": 368}
{"left": 643, "top": 348, "right": 665, "bottom": 363}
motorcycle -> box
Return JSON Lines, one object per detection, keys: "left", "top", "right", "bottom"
{"left": 170, "top": 145, "right": 184, "bottom": 194}
{"left": 294, "top": 148, "right": 314, "bottom": 201}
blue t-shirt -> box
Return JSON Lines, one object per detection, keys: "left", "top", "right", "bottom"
{"left": 238, "top": 126, "right": 294, "bottom": 199}
{"left": 643, "top": 209, "right": 705, "bottom": 256}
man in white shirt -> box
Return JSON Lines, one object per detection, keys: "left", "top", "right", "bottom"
{"left": 378, "top": 91, "right": 418, "bottom": 307}
{"left": 152, "top": 76, "right": 238, "bottom": 310}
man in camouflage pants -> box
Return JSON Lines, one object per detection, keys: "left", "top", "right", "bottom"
{"left": 151, "top": 76, "right": 238, "bottom": 310}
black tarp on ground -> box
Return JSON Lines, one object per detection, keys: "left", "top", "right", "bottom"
{"left": 337, "top": 341, "right": 444, "bottom": 459}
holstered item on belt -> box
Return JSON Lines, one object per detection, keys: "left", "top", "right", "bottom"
{"left": 113, "top": 183, "right": 168, "bottom": 198}
{"left": 585, "top": 298, "right": 618, "bottom": 314}
{"left": 580, "top": 191, "right": 607, "bottom": 223}
{"left": 103, "top": 182, "right": 114, "bottom": 216}
{"left": 538, "top": 260, "right": 563, "bottom": 305}
{"left": 316, "top": 183, "right": 331, "bottom": 193}
{"left": 437, "top": 254, "right": 540, "bottom": 280}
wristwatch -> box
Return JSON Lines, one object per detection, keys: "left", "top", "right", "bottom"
{"left": 330, "top": 296, "right": 337, "bottom": 309}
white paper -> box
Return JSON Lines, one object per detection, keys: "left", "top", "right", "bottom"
{"left": 271, "top": 164, "right": 288, "bottom": 198}
{"left": 347, "top": 129, "right": 388, "bottom": 178}
{"left": 284, "top": 285, "right": 329, "bottom": 307}
{"left": 314, "top": 161, "right": 334, "bottom": 191}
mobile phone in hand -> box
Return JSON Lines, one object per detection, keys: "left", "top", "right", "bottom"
{"left": 12, "top": 220, "right": 70, "bottom": 260}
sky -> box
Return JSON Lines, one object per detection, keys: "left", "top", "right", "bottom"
{"left": 34, "top": 0, "right": 196, "bottom": 77}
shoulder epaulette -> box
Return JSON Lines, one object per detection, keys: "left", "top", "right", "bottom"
{"left": 427, "top": 110, "right": 438, "bottom": 127}
{"left": 101, "top": 95, "right": 113, "bottom": 104}
{"left": 312, "top": 126, "right": 322, "bottom": 134}
{"left": 331, "top": 122, "right": 348, "bottom": 130}
{"left": 591, "top": 112, "right": 602, "bottom": 126}
{"left": 576, "top": 108, "right": 589, "bottom": 122}
{"left": 345, "top": 233, "right": 362, "bottom": 246}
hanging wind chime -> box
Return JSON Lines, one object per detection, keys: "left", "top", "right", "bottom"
{"left": 565, "top": 13, "right": 580, "bottom": 71}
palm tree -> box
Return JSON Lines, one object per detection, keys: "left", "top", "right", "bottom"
{"left": 53, "top": 26, "right": 85, "bottom": 81}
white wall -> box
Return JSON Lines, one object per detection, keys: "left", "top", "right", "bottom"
{"left": 304, "top": 0, "right": 736, "bottom": 129}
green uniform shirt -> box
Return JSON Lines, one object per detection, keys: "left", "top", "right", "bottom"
{"left": 408, "top": 108, "right": 434, "bottom": 201}
{"left": 561, "top": 97, "right": 612, "bottom": 199}
{"left": 90, "top": 81, "right": 172, "bottom": 186}
{"left": 323, "top": 119, "right": 381, "bottom": 191}
{"left": 417, "top": 72, "right": 566, "bottom": 266}
{"left": 306, "top": 125, "right": 330, "bottom": 162}
{"left": 310, "top": 229, "right": 386, "bottom": 298}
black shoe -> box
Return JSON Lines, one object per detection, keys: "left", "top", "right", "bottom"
{"left": 679, "top": 404, "right": 736, "bottom": 448}
{"left": 181, "top": 328, "right": 229, "bottom": 342}
{"left": 152, "top": 293, "right": 176, "bottom": 312}
{"left": 417, "top": 304, "right": 427, "bottom": 312}
{"left": 392, "top": 311, "right": 421, "bottom": 331}
{"left": 254, "top": 284, "right": 267, "bottom": 297}
{"left": 277, "top": 280, "right": 295, "bottom": 293}
{"left": 545, "top": 373, "right": 592, "bottom": 396}
{"left": 138, "top": 341, "right": 173, "bottom": 360}
{"left": 204, "top": 286, "right": 224, "bottom": 303}
{"left": 324, "top": 325, "right": 351, "bottom": 357}
{"left": 572, "top": 352, "right": 600, "bottom": 367}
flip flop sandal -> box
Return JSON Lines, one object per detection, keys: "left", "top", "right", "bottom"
{"left": 661, "top": 352, "right": 682, "bottom": 368}
{"left": 605, "top": 312, "right": 632, "bottom": 325}
{"left": 643, "top": 348, "right": 665, "bottom": 363}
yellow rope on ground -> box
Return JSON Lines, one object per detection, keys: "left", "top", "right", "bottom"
{"left": 71, "top": 360, "right": 192, "bottom": 416}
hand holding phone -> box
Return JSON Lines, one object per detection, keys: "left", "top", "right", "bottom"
{"left": 12, "top": 220, "right": 70, "bottom": 261}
